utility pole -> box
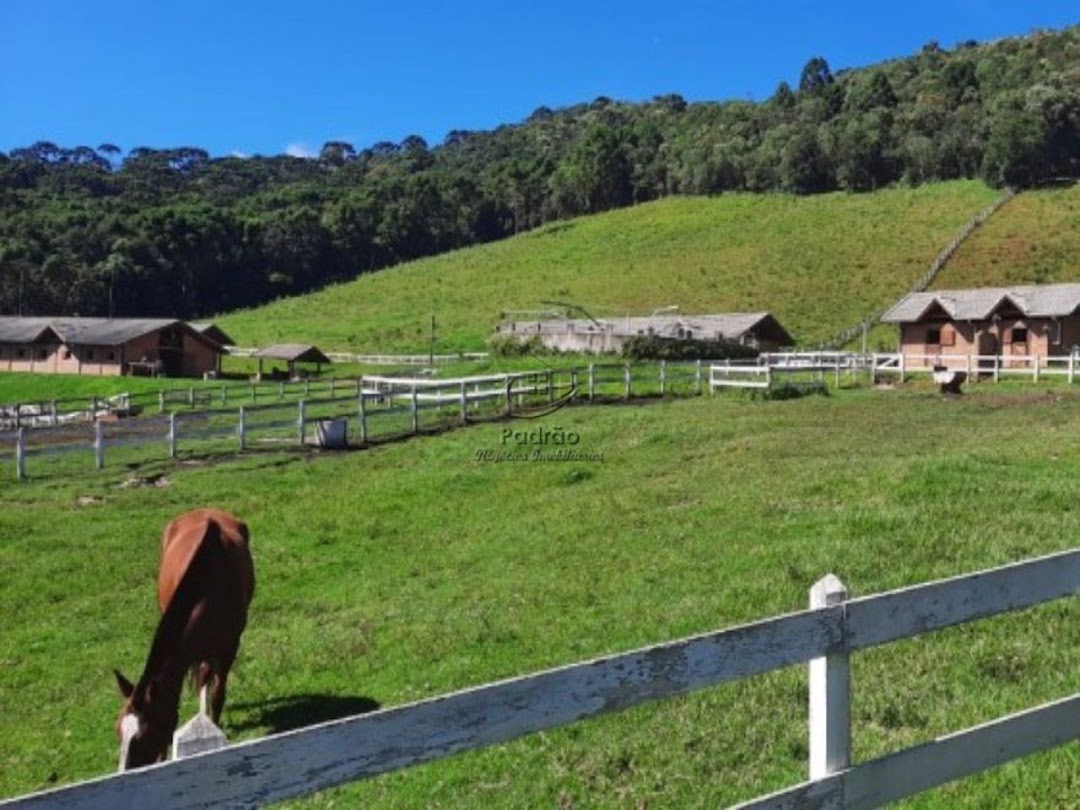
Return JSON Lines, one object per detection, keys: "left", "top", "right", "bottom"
{"left": 429, "top": 313, "right": 436, "bottom": 365}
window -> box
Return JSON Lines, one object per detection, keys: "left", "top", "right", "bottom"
{"left": 37, "top": 349, "right": 47, "bottom": 360}
{"left": 107, "top": 351, "right": 115, "bottom": 361}
{"left": 926, "top": 327, "right": 941, "bottom": 346}
{"left": 62, "top": 349, "right": 71, "bottom": 359}
{"left": 1011, "top": 327, "right": 1029, "bottom": 344}
{"left": 86, "top": 349, "right": 95, "bottom": 360}
{"left": 940, "top": 325, "right": 956, "bottom": 347}
{"left": 16, "top": 348, "right": 25, "bottom": 358}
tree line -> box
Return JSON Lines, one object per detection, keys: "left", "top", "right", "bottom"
{"left": 2, "top": 26, "right": 1080, "bottom": 319}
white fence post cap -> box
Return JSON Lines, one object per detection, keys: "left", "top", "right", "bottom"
{"left": 173, "top": 712, "right": 227, "bottom": 759}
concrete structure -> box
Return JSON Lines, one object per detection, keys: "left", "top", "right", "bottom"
{"left": 882, "top": 283, "right": 1080, "bottom": 364}
{"left": 494, "top": 312, "right": 794, "bottom": 354}
{"left": 0, "top": 317, "right": 226, "bottom": 377}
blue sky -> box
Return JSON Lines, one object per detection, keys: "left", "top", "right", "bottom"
{"left": 2, "top": 1, "right": 1077, "bottom": 159}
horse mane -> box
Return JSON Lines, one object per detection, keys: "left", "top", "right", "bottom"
{"left": 134, "top": 517, "right": 223, "bottom": 693}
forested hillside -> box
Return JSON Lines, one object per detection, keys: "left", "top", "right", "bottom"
{"left": 2, "top": 25, "right": 1079, "bottom": 320}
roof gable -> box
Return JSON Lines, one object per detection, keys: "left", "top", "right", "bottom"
{"left": 883, "top": 283, "right": 1080, "bottom": 323}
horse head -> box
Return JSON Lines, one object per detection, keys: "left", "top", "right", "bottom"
{"left": 114, "top": 669, "right": 179, "bottom": 771}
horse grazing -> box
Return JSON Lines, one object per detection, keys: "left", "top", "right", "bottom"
{"left": 114, "top": 508, "right": 255, "bottom": 770}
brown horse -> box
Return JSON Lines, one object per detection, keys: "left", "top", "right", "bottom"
{"left": 114, "top": 508, "right": 255, "bottom": 770}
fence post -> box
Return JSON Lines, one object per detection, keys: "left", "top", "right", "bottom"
{"left": 966, "top": 353, "right": 973, "bottom": 381}
{"left": 411, "top": 386, "right": 419, "bottom": 434}
{"left": 16, "top": 428, "right": 25, "bottom": 481}
{"left": 460, "top": 381, "right": 469, "bottom": 425}
{"left": 168, "top": 413, "right": 177, "bottom": 459}
{"left": 94, "top": 421, "right": 104, "bottom": 470}
{"left": 899, "top": 352, "right": 906, "bottom": 384}
{"left": 251, "top": 382, "right": 257, "bottom": 402}
{"left": 809, "top": 574, "right": 851, "bottom": 781}
{"left": 222, "top": 385, "right": 228, "bottom": 406}
{"left": 159, "top": 391, "right": 165, "bottom": 413}
{"left": 993, "top": 354, "right": 1000, "bottom": 383}
{"left": 237, "top": 406, "right": 246, "bottom": 451}
{"left": 547, "top": 372, "right": 555, "bottom": 403}
{"left": 358, "top": 392, "right": 368, "bottom": 444}
{"left": 298, "top": 400, "right": 306, "bottom": 446}
{"left": 279, "top": 381, "right": 285, "bottom": 399}
{"left": 187, "top": 387, "right": 194, "bottom": 408}
{"left": 695, "top": 359, "right": 703, "bottom": 395}
{"left": 504, "top": 376, "right": 514, "bottom": 417}
{"left": 588, "top": 364, "right": 596, "bottom": 402}
{"left": 659, "top": 360, "right": 667, "bottom": 396}
{"left": 624, "top": 363, "right": 631, "bottom": 400}
{"left": 50, "top": 399, "right": 58, "bottom": 427}
{"left": 1033, "top": 354, "right": 1040, "bottom": 383}
{"left": 329, "top": 377, "right": 335, "bottom": 396}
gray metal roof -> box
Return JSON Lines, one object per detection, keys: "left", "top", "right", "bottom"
{"left": 252, "top": 344, "right": 331, "bottom": 363}
{"left": 0, "top": 317, "right": 216, "bottom": 347}
{"left": 882, "top": 283, "right": 1080, "bottom": 323}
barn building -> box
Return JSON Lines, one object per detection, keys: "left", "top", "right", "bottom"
{"left": 0, "top": 317, "right": 227, "bottom": 377}
{"left": 881, "top": 283, "right": 1080, "bottom": 365}
{"left": 494, "top": 312, "right": 794, "bottom": 354}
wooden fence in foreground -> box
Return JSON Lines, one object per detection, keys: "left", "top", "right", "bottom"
{"left": 2, "top": 548, "right": 1078, "bottom": 809}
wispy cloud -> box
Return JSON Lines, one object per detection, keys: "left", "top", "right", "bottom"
{"left": 285, "top": 142, "right": 317, "bottom": 158}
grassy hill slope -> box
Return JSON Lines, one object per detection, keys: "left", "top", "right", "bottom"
{"left": 933, "top": 182, "right": 1080, "bottom": 289}
{"left": 218, "top": 181, "right": 1000, "bottom": 353}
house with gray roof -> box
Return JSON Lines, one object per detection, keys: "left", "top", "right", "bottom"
{"left": 494, "top": 312, "right": 794, "bottom": 354}
{"left": 881, "top": 283, "right": 1080, "bottom": 365}
{"left": 0, "top": 317, "right": 226, "bottom": 377}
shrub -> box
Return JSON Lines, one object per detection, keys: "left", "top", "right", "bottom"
{"left": 621, "top": 335, "right": 759, "bottom": 361}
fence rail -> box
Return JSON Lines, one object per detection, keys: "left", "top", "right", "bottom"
{"left": 0, "top": 362, "right": 715, "bottom": 480}
{"left": 3, "top": 548, "right": 1077, "bottom": 809}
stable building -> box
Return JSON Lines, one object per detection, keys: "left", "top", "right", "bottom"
{"left": 881, "top": 283, "right": 1080, "bottom": 363}
{"left": 0, "top": 317, "right": 227, "bottom": 377}
{"left": 494, "top": 312, "right": 794, "bottom": 354}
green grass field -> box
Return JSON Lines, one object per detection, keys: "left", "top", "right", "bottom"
{"left": 936, "top": 182, "right": 1080, "bottom": 290}
{"left": 216, "top": 181, "right": 1000, "bottom": 354}
{"left": 1, "top": 384, "right": 1078, "bottom": 808}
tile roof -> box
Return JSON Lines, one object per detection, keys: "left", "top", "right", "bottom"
{"left": 882, "top": 283, "right": 1080, "bottom": 323}
{"left": 0, "top": 317, "right": 225, "bottom": 349}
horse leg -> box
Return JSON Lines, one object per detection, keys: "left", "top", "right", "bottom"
{"left": 209, "top": 670, "right": 228, "bottom": 723}
{"left": 195, "top": 661, "right": 213, "bottom": 716}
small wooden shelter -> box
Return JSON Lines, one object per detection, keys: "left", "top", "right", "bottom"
{"left": 190, "top": 322, "right": 236, "bottom": 348}
{"left": 252, "top": 344, "right": 331, "bottom": 379}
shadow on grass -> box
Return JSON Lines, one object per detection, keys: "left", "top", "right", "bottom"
{"left": 228, "top": 693, "right": 381, "bottom": 734}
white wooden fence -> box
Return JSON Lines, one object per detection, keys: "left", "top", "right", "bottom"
{"left": 2, "top": 548, "right": 1076, "bottom": 809}
{"left": 0, "top": 363, "right": 714, "bottom": 480}
{"left": 227, "top": 348, "right": 489, "bottom": 365}
{"left": 870, "top": 351, "right": 1080, "bottom": 383}
{"left": 710, "top": 351, "right": 1080, "bottom": 391}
